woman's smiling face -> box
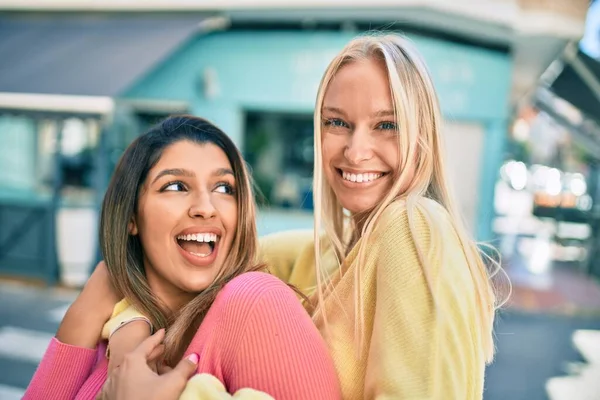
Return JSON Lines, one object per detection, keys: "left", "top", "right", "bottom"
{"left": 132, "top": 140, "right": 238, "bottom": 308}
{"left": 321, "top": 58, "right": 400, "bottom": 214}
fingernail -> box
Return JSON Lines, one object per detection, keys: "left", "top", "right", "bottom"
{"left": 187, "top": 353, "right": 199, "bottom": 364}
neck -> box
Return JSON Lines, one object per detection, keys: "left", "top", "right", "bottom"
{"left": 352, "top": 211, "right": 370, "bottom": 238}
{"left": 159, "top": 290, "right": 195, "bottom": 314}
{"left": 349, "top": 211, "right": 370, "bottom": 251}
{"left": 144, "top": 267, "right": 195, "bottom": 315}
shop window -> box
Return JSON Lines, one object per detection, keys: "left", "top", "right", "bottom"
{"left": 245, "top": 112, "right": 314, "bottom": 210}
{"left": 0, "top": 114, "right": 101, "bottom": 203}
{"left": 0, "top": 115, "right": 37, "bottom": 192}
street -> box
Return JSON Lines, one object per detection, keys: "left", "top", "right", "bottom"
{"left": 0, "top": 281, "right": 599, "bottom": 399}
{"left": 0, "top": 282, "right": 76, "bottom": 399}
{"left": 486, "top": 311, "right": 600, "bottom": 399}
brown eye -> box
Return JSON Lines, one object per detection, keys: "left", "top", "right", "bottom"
{"left": 214, "top": 182, "right": 235, "bottom": 195}
{"left": 161, "top": 181, "right": 186, "bottom": 192}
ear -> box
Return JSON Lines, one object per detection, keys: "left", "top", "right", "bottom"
{"left": 128, "top": 216, "right": 138, "bottom": 236}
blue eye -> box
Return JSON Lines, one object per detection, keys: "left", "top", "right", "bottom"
{"left": 161, "top": 181, "right": 186, "bottom": 192}
{"left": 377, "top": 121, "right": 398, "bottom": 130}
{"left": 323, "top": 118, "right": 348, "bottom": 128}
{"left": 215, "top": 182, "right": 235, "bottom": 195}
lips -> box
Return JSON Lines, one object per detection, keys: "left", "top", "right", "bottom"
{"left": 175, "top": 228, "right": 222, "bottom": 267}
{"left": 176, "top": 233, "right": 218, "bottom": 257}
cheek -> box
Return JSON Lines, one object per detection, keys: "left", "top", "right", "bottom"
{"left": 216, "top": 200, "right": 238, "bottom": 242}
{"left": 381, "top": 139, "right": 400, "bottom": 171}
{"left": 137, "top": 200, "right": 175, "bottom": 243}
{"left": 321, "top": 135, "right": 344, "bottom": 165}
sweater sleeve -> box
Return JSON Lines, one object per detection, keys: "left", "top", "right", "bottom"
{"left": 214, "top": 272, "right": 341, "bottom": 399}
{"left": 23, "top": 337, "right": 99, "bottom": 400}
{"left": 258, "top": 229, "right": 314, "bottom": 284}
{"left": 364, "top": 202, "right": 480, "bottom": 399}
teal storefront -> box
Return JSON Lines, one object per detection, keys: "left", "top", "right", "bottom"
{"left": 0, "top": 24, "right": 512, "bottom": 285}
{"left": 124, "top": 30, "right": 512, "bottom": 241}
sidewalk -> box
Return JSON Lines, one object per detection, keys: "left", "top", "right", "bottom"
{"left": 504, "top": 257, "right": 600, "bottom": 315}
{"left": 545, "top": 329, "right": 600, "bottom": 400}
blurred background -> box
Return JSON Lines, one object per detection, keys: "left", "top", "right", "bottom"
{"left": 0, "top": 0, "right": 599, "bottom": 398}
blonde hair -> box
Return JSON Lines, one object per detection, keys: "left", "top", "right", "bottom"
{"left": 313, "top": 34, "right": 507, "bottom": 363}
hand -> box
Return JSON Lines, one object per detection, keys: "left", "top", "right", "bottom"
{"left": 99, "top": 329, "right": 198, "bottom": 400}
{"left": 56, "top": 261, "right": 120, "bottom": 348}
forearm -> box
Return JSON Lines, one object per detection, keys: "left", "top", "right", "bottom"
{"left": 24, "top": 338, "right": 99, "bottom": 400}
{"left": 108, "top": 319, "right": 153, "bottom": 373}
{"left": 56, "top": 300, "right": 108, "bottom": 349}
{"left": 56, "top": 260, "right": 119, "bottom": 349}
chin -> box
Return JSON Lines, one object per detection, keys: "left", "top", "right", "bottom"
{"left": 339, "top": 198, "right": 378, "bottom": 215}
{"left": 181, "top": 276, "right": 214, "bottom": 293}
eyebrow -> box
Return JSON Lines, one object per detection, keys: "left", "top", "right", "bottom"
{"left": 214, "top": 168, "right": 235, "bottom": 177}
{"left": 322, "top": 106, "right": 348, "bottom": 117}
{"left": 372, "top": 110, "right": 396, "bottom": 118}
{"left": 151, "top": 167, "right": 234, "bottom": 184}
{"left": 152, "top": 168, "right": 195, "bottom": 184}
{"left": 322, "top": 106, "right": 396, "bottom": 118}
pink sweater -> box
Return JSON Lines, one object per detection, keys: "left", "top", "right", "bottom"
{"left": 24, "top": 272, "right": 341, "bottom": 399}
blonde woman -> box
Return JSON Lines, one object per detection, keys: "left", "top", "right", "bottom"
{"left": 40, "top": 34, "right": 505, "bottom": 400}
{"left": 261, "top": 33, "right": 505, "bottom": 399}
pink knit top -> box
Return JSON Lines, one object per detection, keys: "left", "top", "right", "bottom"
{"left": 24, "top": 272, "right": 341, "bottom": 399}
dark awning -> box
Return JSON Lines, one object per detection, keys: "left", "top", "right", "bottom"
{"left": 550, "top": 48, "right": 600, "bottom": 125}
{"left": 0, "top": 14, "right": 205, "bottom": 97}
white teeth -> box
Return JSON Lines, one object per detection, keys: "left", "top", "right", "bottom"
{"left": 341, "top": 171, "right": 383, "bottom": 183}
{"left": 177, "top": 233, "right": 219, "bottom": 243}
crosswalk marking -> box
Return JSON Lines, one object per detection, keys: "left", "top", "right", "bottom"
{"left": 546, "top": 330, "right": 600, "bottom": 400}
{"left": 47, "top": 304, "right": 70, "bottom": 323}
{"left": 0, "top": 326, "right": 53, "bottom": 364}
{"left": 0, "top": 383, "right": 25, "bottom": 400}
{"left": 573, "top": 330, "right": 600, "bottom": 365}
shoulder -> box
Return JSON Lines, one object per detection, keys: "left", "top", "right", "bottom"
{"left": 259, "top": 229, "right": 314, "bottom": 254}
{"left": 218, "top": 272, "right": 296, "bottom": 312}
{"left": 258, "top": 230, "right": 315, "bottom": 282}
{"left": 373, "top": 197, "right": 453, "bottom": 243}
{"left": 369, "top": 198, "right": 460, "bottom": 275}
{"left": 214, "top": 273, "right": 310, "bottom": 343}
{"left": 222, "top": 271, "right": 289, "bottom": 296}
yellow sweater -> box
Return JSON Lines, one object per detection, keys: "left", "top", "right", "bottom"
{"left": 261, "top": 199, "right": 487, "bottom": 399}
{"left": 106, "top": 198, "right": 487, "bottom": 399}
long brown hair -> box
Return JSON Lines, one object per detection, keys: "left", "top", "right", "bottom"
{"left": 100, "top": 115, "right": 264, "bottom": 363}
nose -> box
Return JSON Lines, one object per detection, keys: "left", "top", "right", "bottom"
{"left": 188, "top": 191, "right": 217, "bottom": 219}
{"left": 344, "top": 126, "right": 374, "bottom": 164}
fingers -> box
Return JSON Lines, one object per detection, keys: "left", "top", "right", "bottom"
{"left": 132, "top": 328, "right": 165, "bottom": 359}
{"left": 157, "top": 363, "right": 173, "bottom": 375}
{"left": 168, "top": 353, "right": 199, "bottom": 381}
{"left": 147, "top": 343, "right": 165, "bottom": 362}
